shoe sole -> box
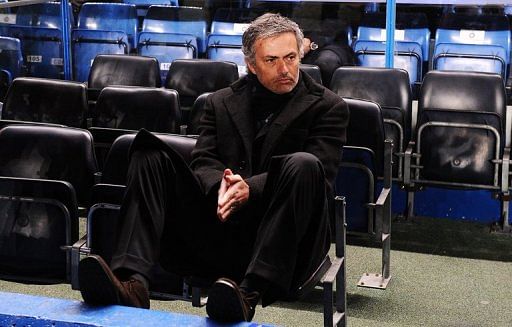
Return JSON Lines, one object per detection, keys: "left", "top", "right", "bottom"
{"left": 206, "top": 279, "right": 247, "bottom": 322}
{"left": 79, "top": 255, "right": 121, "bottom": 306}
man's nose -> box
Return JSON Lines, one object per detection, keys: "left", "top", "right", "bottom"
{"left": 276, "top": 59, "right": 289, "bottom": 75}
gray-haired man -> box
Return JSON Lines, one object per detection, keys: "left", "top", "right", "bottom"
{"left": 78, "top": 13, "right": 348, "bottom": 322}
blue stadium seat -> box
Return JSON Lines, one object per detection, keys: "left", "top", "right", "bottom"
{"left": 0, "top": 36, "right": 23, "bottom": 85}
{"left": 72, "top": 3, "right": 137, "bottom": 82}
{"left": 137, "top": 6, "right": 207, "bottom": 83}
{"left": 433, "top": 14, "right": 511, "bottom": 79}
{"left": 206, "top": 8, "right": 260, "bottom": 74}
{"left": 123, "top": 0, "right": 178, "bottom": 21}
{"left": 0, "top": 2, "right": 74, "bottom": 79}
{"left": 353, "top": 12, "right": 430, "bottom": 84}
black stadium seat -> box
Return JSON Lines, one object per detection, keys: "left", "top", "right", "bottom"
{"left": 404, "top": 70, "right": 510, "bottom": 230}
{"left": 336, "top": 97, "right": 392, "bottom": 289}
{"left": 90, "top": 86, "right": 182, "bottom": 167}
{"left": 330, "top": 67, "right": 412, "bottom": 180}
{"left": 0, "top": 125, "right": 98, "bottom": 284}
{"left": 2, "top": 77, "right": 88, "bottom": 128}
{"left": 186, "top": 92, "right": 212, "bottom": 135}
{"left": 87, "top": 54, "right": 161, "bottom": 104}
{"left": 164, "top": 59, "right": 238, "bottom": 124}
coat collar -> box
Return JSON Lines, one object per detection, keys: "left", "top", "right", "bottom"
{"left": 224, "top": 71, "right": 325, "bottom": 167}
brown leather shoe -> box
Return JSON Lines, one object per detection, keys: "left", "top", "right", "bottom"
{"left": 206, "top": 277, "right": 259, "bottom": 322}
{"left": 78, "top": 254, "right": 150, "bottom": 309}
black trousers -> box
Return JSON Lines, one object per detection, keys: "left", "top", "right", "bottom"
{"left": 110, "top": 133, "right": 331, "bottom": 302}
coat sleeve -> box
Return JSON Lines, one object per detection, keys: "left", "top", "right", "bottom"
{"left": 303, "top": 96, "right": 349, "bottom": 187}
{"left": 189, "top": 94, "right": 225, "bottom": 196}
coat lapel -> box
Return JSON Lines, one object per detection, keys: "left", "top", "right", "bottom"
{"left": 224, "top": 86, "right": 255, "bottom": 159}
{"left": 258, "top": 82, "right": 321, "bottom": 168}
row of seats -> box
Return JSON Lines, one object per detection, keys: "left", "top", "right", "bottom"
{"left": 0, "top": 123, "right": 346, "bottom": 325}
{"left": 1, "top": 3, "right": 510, "bottom": 94}
{"left": 355, "top": 12, "right": 511, "bottom": 85}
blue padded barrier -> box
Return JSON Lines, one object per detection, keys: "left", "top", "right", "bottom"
{"left": 0, "top": 291, "right": 272, "bottom": 327}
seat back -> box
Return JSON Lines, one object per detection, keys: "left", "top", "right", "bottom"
{"left": 164, "top": 59, "right": 238, "bottom": 108}
{"left": 141, "top": 6, "right": 207, "bottom": 54}
{"left": 16, "top": 2, "right": 73, "bottom": 29}
{"left": 0, "top": 125, "right": 98, "bottom": 206}
{"left": 5, "top": 2, "right": 74, "bottom": 79}
{"left": 331, "top": 67, "right": 412, "bottom": 144}
{"left": 187, "top": 92, "right": 211, "bottom": 135}
{"left": 94, "top": 86, "right": 181, "bottom": 134}
{"left": 299, "top": 64, "right": 322, "bottom": 85}
{"left": 330, "top": 67, "right": 411, "bottom": 179}
{"left": 2, "top": 77, "right": 88, "bottom": 128}
{"left": 416, "top": 70, "right": 506, "bottom": 186}
{"left": 206, "top": 8, "right": 259, "bottom": 73}
{"left": 88, "top": 54, "right": 161, "bottom": 90}
{"left": 336, "top": 98, "right": 385, "bottom": 232}
{"left": 433, "top": 13, "right": 511, "bottom": 78}
{"left": 354, "top": 12, "right": 430, "bottom": 83}
{"left": 0, "top": 36, "right": 23, "bottom": 82}
{"left": 419, "top": 70, "right": 506, "bottom": 120}
{"left": 77, "top": 3, "right": 138, "bottom": 50}
{"left": 101, "top": 133, "right": 197, "bottom": 185}
{"left": 0, "top": 177, "right": 79, "bottom": 282}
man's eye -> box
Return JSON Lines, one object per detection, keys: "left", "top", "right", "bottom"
{"left": 265, "top": 58, "right": 275, "bottom": 64}
{"left": 286, "top": 55, "right": 296, "bottom": 62}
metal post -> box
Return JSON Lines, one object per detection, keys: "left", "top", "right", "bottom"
{"left": 60, "top": 0, "right": 72, "bottom": 80}
{"left": 385, "top": 0, "right": 396, "bottom": 68}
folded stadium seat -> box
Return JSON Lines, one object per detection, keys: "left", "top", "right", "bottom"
{"left": 87, "top": 54, "right": 161, "bottom": 107}
{"left": 403, "top": 70, "right": 510, "bottom": 230}
{"left": 90, "top": 86, "right": 182, "bottom": 167}
{"left": 0, "top": 36, "right": 24, "bottom": 100}
{"left": 433, "top": 13, "right": 511, "bottom": 79}
{"left": 206, "top": 8, "right": 263, "bottom": 76}
{"left": 300, "top": 63, "right": 323, "bottom": 85}
{"left": 336, "top": 97, "right": 392, "bottom": 290}
{"left": 76, "top": 132, "right": 347, "bottom": 326}
{"left": 0, "top": 125, "right": 98, "bottom": 284}
{"left": 353, "top": 12, "right": 430, "bottom": 86}
{"left": 0, "top": 2, "right": 74, "bottom": 79}
{"left": 137, "top": 6, "right": 207, "bottom": 84}
{"left": 186, "top": 92, "right": 211, "bottom": 135}
{"left": 1, "top": 77, "right": 88, "bottom": 128}
{"left": 72, "top": 3, "right": 138, "bottom": 82}
{"left": 330, "top": 67, "right": 412, "bottom": 180}
{"left": 164, "top": 59, "right": 238, "bottom": 126}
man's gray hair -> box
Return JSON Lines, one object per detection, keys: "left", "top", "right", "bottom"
{"left": 242, "top": 13, "right": 304, "bottom": 66}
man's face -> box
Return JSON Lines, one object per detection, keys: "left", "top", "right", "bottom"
{"left": 246, "top": 32, "right": 300, "bottom": 94}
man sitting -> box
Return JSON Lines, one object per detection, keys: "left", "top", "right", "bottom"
{"left": 78, "top": 13, "right": 349, "bottom": 322}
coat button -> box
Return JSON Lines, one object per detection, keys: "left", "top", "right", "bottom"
{"left": 239, "top": 160, "right": 247, "bottom": 170}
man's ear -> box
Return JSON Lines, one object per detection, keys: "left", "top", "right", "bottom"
{"left": 246, "top": 60, "right": 257, "bottom": 75}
